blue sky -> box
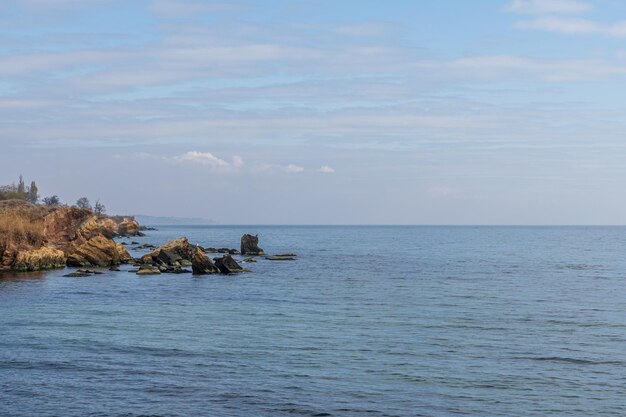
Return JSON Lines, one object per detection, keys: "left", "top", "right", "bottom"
{"left": 2, "top": 0, "right": 626, "bottom": 224}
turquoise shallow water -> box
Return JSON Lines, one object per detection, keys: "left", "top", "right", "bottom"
{"left": 2, "top": 226, "right": 626, "bottom": 416}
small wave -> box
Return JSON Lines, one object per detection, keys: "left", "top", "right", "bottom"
{"left": 517, "top": 356, "right": 624, "bottom": 365}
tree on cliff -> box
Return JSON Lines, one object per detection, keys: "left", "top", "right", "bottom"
{"left": 94, "top": 199, "right": 106, "bottom": 216}
{"left": 17, "top": 175, "right": 25, "bottom": 195}
{"left": 43, "top": 195, "right": 61, "bottom": 206}
{"left": 26, "top": 181, "right": 38, "bottom": 203}
{"left": 76, "top": 197, "right": 92, "bottom": 210}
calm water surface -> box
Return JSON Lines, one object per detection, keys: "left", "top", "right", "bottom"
{"left": 1, "top": 226, "right": 626, "bottom": 416}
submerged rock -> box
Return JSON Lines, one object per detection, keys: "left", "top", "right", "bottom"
{"left": 136, "top": 243, "right": 156, "bottom": 250}
{"left": 214, "top": 254, "right": 245, "bottom": 274}
{"left": 63, "top": 268, "right": 103, "bottom": 277}
{"left": 192, "top": 246, "right": 218, "bottom": 275}
{"left": 240, "top": 234, "right": 265, "bottom": 256}
{"left": 265, "top": 255, "right": 296, "bottom": 261}
{"left": 136, "top": 265, "right": 161, "bottom": 275}
{"left": 64, "top": 271, "right": 92, "bottom": 277}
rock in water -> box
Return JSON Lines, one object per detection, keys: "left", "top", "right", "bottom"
{"left": 141, "top": 237, "right": 194, "bottom": 266}
{"left": 214, "top": 254, "right": 244, "bottom": 274}
{"left": 240, "top": 234, "right": 265, "bottom": 256}
{"left": 191, "top": 246, "right": 218, "bottom": 275}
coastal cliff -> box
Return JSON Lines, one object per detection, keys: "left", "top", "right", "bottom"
{"left": 0, "top": 200, "right": 139, "bottom": 272}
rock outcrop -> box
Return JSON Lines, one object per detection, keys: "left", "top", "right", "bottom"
{"left": 214, "top": 254, "right": 244, "bottom": 274}
{"left": 12, "top": 247, "right": 66, "bottom": 272}
{"left": 116, "top": 217, "right": 143, "bottom": 237}
{"left": 191, "top": 245, "right": 218, "bottom": 275}
{"left": 66, "top": 235, "right": 130, "bottom": 267}
{"left": 44, "top": 207, "right": 119, "bottom": 247}
{"left": 43, "top": 207, "right": 133, "bottom": 267}
{"left": 240, "top": 234, "right": 264, "bottom": 256}
{"left": 141, "top": 237, "right": 194, "bottom": 266}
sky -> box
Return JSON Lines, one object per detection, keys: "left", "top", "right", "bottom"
{"left": 2, "top": 0, "right": 626, "bottom": 224}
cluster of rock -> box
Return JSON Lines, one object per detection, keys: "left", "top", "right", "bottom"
{"left": 136, "top": 237, "right": 246, "bottom": 275}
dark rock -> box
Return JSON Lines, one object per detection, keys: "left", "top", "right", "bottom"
{"left": 136, "top": 243, "right": 156, "bottom": 250}
{"left": 64, "top": 271, "right": 93, "bottom": 277}
{"left": 192, "top": 246, "right": 218, "bottom": 275}
{"left": 214, "top": 254, "right": 245, "bottom": 274}
{"left": 266, "top": 255, "right": 296, "bottom": 261}
{"left": 276, "top": 253, "right": 297, "bottom": 257}
{"left": 228, "top": 249, "right": 241, "bottom": 255}
{"left": 243, "top": 257, "right": 257, "bottom": 263}
{"left": 204, "top": 247, "right": 218, "bottom": 253}
{"left": 240, "top": 234, "right": 265, "bottom": 256}
{"left": 78, "top": 269, "right": 103, "bottom": 274}
{"left": 163, "top": 266, "right": 192, "bottom": 274}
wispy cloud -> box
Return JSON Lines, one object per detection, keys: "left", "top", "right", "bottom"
{"left": 116, "top": 152, "right": 337, "bottom": 176}
{"left": 506, "top": 0, "right": 626, "bottom": 38}
{"left": 284, "top": 164, "right": 304, "bottom": 174}
{"left": 515, "top": 16, "right": 626, "bottom": 37}
{"left": 505, "top": 0, "right": 592, "bottom": 15}
{"left": 317, "top": 165, "right": 335, "bottom": 174}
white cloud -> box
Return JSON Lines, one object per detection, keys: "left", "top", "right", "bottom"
{"left": 284, "top": 164, "right": 304, "bottom": 174}
{"left": 174, "top": 151, "right": 230, "bottom": 167}
{"left": 505, "top": 0, "right": 592, "bottom": 15}
{"left": 317, "top": 165, "right": 335, "bottom": 174}
{"left": 515, "top": 16, "right": 626, "bottom": 37}
{"left": 171, "top": 151, "right": 244, "bottom": 173}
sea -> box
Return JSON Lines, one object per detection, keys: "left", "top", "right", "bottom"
{"left": 1, "top": 226, "right": 626, "bottom": 417}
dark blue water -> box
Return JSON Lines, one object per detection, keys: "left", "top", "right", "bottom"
{"left": 2, "top": 226, "right": 626, "bottom": 417}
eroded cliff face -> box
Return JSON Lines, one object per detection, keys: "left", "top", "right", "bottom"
{"left": 0, "top": 202, "right": 135, "bottom": 272}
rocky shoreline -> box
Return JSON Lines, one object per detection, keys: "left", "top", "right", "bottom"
{"left": 0, "top": 200, "right": 294, "bottom": 276}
